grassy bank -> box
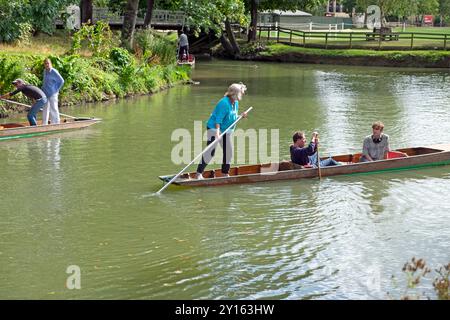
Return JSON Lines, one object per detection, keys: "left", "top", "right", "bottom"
{"left": 0, "top": 27, "right": 190, "bottom": 118}
{"left": 238, "top": 42, "right": 450, "bottom": 68}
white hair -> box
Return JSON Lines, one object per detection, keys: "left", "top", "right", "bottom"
{"left": 225, "top": 83, "right": 247, "bottom": 101}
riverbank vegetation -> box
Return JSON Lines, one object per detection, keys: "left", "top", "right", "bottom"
{"left": 0, "top": 25, "right": 189, "bottom": 118}
{"left": 234, "top": 41, "right": 450, "bottom": 67}
{"left": 0, "top": 1, "right": 190, "bottom": 118}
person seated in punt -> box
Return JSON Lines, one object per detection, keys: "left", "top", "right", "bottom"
{"left": 359, "top": 121, "right": 390, "bottom": 162}
{"left": 290, "top": 131, "right": 340, "bottom": 168}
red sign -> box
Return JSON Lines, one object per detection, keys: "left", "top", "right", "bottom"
{"left": 424, "top": 15, "right": 433, "bottom": 25}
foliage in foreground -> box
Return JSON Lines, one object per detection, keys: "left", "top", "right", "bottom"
{"left": 390, "top": 257, "right": 449, "bottom": 300}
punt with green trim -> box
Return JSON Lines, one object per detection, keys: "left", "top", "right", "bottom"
{"left": 159, "top": 145, "right": 450, "bottom": 187}
{"left": 0, "top": 117, "right": 101, "bottom": 141}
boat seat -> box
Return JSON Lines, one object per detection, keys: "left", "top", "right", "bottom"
{"left": 237, "top": 166, "right": 256, "bottom": 175}
{"left": 351, "top": 153, "right": 362, "bottom": 163}
{"left": 277, "top": 161, "right": 304, "bottom": 171}
{"left": 278, "top": 161, "right": 294, "bottom": 171}
{"left": 386, "top": 151, "right": 408, "bottom": 159}
{"left": 1, "top": 123, "right": 26, "bottom": 128}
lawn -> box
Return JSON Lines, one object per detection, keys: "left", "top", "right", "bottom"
{"left": 0, "top": 30, "right": 74, "bottom": 56}
{"left": 392, "top": 26, "right": 450, "bottom": 34}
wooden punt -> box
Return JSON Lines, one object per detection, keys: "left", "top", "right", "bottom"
{"left": 159, "top": 145, "right": 450, "bottom": 187}
{"left": 0, "top": 117, "right": 101, "bottom": 140}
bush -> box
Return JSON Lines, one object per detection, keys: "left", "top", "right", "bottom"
{"left": 71, "top": 20, "right": 113, "bottom": 57}
{"left": 49, "top": 55, "right": 82, "bottom": 86}
{"left": 0, "top": 56, "right": 24, "bottom": 92}
{"left": 109, "top": 47, "right": 133, "bottom": 68}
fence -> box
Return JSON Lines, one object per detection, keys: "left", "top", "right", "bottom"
{"left": 258, "top": 25, "right": 450, "bottom": 50}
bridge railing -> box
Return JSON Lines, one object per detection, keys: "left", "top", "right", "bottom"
{"left": 93, "top": 8, "right": 186, "bottom": 25}
{"left": 56, "top": 7, "right": 186, "bottom": 27}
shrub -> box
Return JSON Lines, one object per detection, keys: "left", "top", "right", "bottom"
{"left": 0, "top": 56, "right": 24, "bottom": 92}
{"left": 109, "top": 47, "right": 133, "bottom": 68}
{"left": 71, "top": 20, "right": 113, "bottom": 57}
{"left": 49, "top": 55, "right": 82, "bottom": 86}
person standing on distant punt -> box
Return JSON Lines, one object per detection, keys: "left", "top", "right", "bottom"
{"left": 42, "top": 58, "right": 64, "bottom": 125}
{"left": 0, "top": 79, "right": 47, "bottom": 126}
{"left": 290, "top": 131, "right": 340, "bottom": 167}
{"left": 178, "top": 29, "right": 189, "bottom": 61}
{"left": 195, "top": 83, "right": 249, "bottom": 179}
{"left": 359, "top": 121, "right": 390, "bottom": 162}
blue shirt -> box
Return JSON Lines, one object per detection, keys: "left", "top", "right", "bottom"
{"left": 290, "top": 142, "right": 317, "bottom": 166}
{"left": 206, "top": 96, "right": 239, "bottom": 132}
{"left": 42, "top": 68, "right": 64, "bottom": 97}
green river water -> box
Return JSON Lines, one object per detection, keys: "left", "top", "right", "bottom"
{"left": 1, "top": 60, "right": 449, "bottom": 299}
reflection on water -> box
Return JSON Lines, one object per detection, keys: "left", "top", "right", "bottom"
{"left": 0, "top": 61, "right": 449, "bottom": 299}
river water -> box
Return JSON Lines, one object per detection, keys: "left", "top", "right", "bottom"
{"left": 1, "top": 60, "right": 449, "bottom": 299}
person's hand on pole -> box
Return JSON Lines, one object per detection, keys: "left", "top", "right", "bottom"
{"left": 214, "top": 124, "right": 220, "bottom": 141}
{"left": 312, "top": 131, "right": 319, "bottom": 144}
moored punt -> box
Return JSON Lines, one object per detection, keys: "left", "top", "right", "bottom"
{"left": 159, "top": 145, "right": 450, "bottom": 188}
{"left": 0, "top": 117, "right": 101, "bottom": 140}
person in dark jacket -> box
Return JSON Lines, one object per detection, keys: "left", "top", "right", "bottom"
{"left": 290, "top": 131, "right": 340, "bottom": 167}
{"left": 0, "top": 79, "right": 48, "bottom": 126}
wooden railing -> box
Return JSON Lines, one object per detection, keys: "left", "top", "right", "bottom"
{"left": 56, "top": 8, "right": 186, "bottom": 27}
{"left": 258, "top": 25, "right": 450, "bottom": 50}
{"left": 93, "top": 8, "right": 185, "bottom": 25}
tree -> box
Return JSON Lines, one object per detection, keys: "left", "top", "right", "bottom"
{"left": 247, "top": 0, "right": 258, "bottom": 42}
{"left": 0, "top": 0, "right": 28, "bottom": 42}
{"left": 356, "top": 0, "right": 410, "bottom": 26}
{"left": 355, "top": 0, "right": 371, "bottom": 26}
{"left": 143, "top": 0, "right": 155, "bottom": 27}
{"left": 1, "top": 0, "right": 76, "bottom": 42}
{"left": 439, "top": 0, "right": 450, "bottom": 26}
{"left": 121, "top": 0, "right": 139, "bottom": 50}
{"left": 245, "top": 1, "right": 328, "bottom": 42}
{"left": 167, "top": 0, "right": 246, "bottom": 57}
{"left": 418, "top": 0, "right": 439, "bottom": 15}
{"left": 80, "top": 0, "right": 93, "bottom": 24}
{"left": 341, "top": 0, "right": 357, "bottom": 13}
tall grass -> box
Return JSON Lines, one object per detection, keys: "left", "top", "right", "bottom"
{"left": 134, "top": 29, "right": 177, "bottom": 65}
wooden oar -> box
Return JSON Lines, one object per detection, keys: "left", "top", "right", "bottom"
{"left": 0, "top": 98, "right": 78, "bottom": 119}
{"left": 157, "top": 107, "right": 253, "bottom": 194}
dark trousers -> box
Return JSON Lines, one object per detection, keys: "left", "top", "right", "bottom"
{"left": 179, "top": 46, "right": 188, "bottom": 60}
{"left": 197, "top": 132, "right": 232, "bottom": 174}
